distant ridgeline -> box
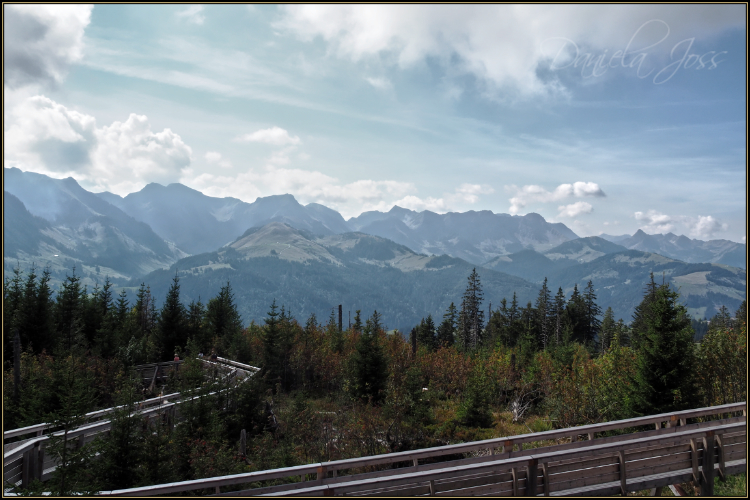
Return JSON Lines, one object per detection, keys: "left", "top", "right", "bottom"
{"left": 3, "top": 166, "right": 746, "bottom": 333}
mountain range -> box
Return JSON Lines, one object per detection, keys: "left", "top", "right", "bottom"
{"left": 3, "top": 167, "right": 746, "bottom": 328}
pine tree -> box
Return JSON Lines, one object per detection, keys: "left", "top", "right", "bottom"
{"left": 631, "top": 284, "right": 697, "bottom": 415}
{"left": 459, "top": 268, "right": 484, "bottom": 350}
{"left": 417, "top": 315, "right": 437, "bottom": 351}
{"left": 534, "top": 278, "right": 552, "bottom": 350}
{"left": 631, "top": 272, "right": 658, "bottom": 349}
{"left": 583, "top": 281, "right": 602, "bottom": 347}
{"left": 262, "top": 299, "right": 281, "bottom": 385}
{"left": 186, "top": 297, "right": 207, "bottom": 351}
{"left": 436, "top": 302, "right": 457, "bottom": 347}
{"left": 158, "top": 271, "right": 186, "bottom": 360}
{"left": 552, "top": 287, "right": 567, "bottom": 346}
{"left": 600, "top": 307, "right": 616, "bottom": 353}
{"left": 55, "top": 268, "right": 85, "bottom": 352}
{"left": 565, "top": 284, "right": 586, "bottom": 344}
{"left": 350, "top": 311, "right": 388, "bottom": 403}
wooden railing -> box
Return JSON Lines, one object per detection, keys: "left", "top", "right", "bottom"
{"left": 94, "top": 401, "right": 745, "bottom": 497}
{"left": 3, "top": 356, "right": 259, "bottom": 491}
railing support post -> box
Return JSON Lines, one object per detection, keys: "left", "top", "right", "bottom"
{"left": 317, "top": 465, "right": 327, "bottom": 484}
{"left": 541, "top": 462, "right": 550, "bottom": 496}
{"left": 527, "top": 458, "right": 537, "bottom": 496}
{"left": 512, "top": 467, "right": 519, "bottom": 496}
{"left": 618, "top": 450, "right": 627, "bottom": 496}
{"left": 701, "top": 431, "right": 715, "bottom": 496}
{"left": 690, "top": 438, "right": 699, "bottom": 484}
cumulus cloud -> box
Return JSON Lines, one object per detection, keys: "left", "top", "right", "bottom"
{"left": 685, "top": 215, "right": 729, "bottom": 240}
{"left": 278, "top": 5, "right": 744, "bottom": 98}
{"left": 634, "top": 210, "right": 729, "bottom": 240}
{"left": 236, "top": 126, "right": 301, "bottom": 146}
{"left": 558, "top": 201, "right": 593, "bottom": 218}
{"left": 176, "top": 5, "right": 205, "bottom": 25}
{"left": 3, "top": 4, "right": 92, "bottom": 90}
{"left": 5, "top": 96, "right": 192, "bottom": 195}
{"left": 508, "top": 181, "right": 604, "bottom": 215}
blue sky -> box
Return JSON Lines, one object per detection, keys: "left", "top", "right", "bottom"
{"left": 4, "top": 4, "right": 746, "bottom": 242}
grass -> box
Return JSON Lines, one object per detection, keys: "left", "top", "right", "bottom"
{"left": 625, "top": 473, "right": 746, "bottom": 496}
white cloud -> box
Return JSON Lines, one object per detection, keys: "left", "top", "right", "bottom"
{"left": 365, "top": 76, "right": 393, "bottom": 90}
{"left": 507, "top": 181, "right": 604, "bottom": 214}
{"left": 634, "top": 210, "right": 729, "bottom": 240}
{"left": 176, "top": 5, "right": 205, "bottom": 25}
{"left": 685, "top": 215, "right": 729, "bottom": 240}
{"left": 5, "top": 95, "right": 192, "bottom": 195}
{"left": 3, "top": 4, "right": 92, "bottom": 90}
{"left": 204, "top": 151, "right": 232, "bottom": 169}
{"left": 278, "top": 5, "right": 744, "bottom": 98}
{"left": 558, "top": 201, "right": 593, "bottom": 218}
{"left": 236, "top": 126, "right": 301, "bottom": 146}
{"left": 635, "top": 210, "right": 675, "bottom": 233}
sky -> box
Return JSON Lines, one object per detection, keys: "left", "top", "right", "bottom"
{"left": 3, "top": 4, "right": 747, "bottom": 242}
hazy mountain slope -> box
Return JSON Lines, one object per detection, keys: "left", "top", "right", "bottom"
{"left": 101, "top": 184, "right": 354, "bottom": 254}
{"left": 134, "top": 223, "right": 538, "bottom": 333}
{"left": 544, "top": 250, "right": 746, "bottom": 321}
{"left": 603, "top": 230, "right": 746, "bottom": 269}
{"left": 542, "top": 236, "right": 628, "bottom": 264}
{"left": 4, "top": 168, "right": 186, "bottom": 281}
{"left": 348, "top": 207, "right": 579, "bottom": 265}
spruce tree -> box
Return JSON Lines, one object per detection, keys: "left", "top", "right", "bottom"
{"left": 631, "top": 272, "right": 658, "bottom": 349}
{"left": 158, "top": 272, "right": 186, "bottom": 360}
{"left": 417, "top": 315, "right": 437, "bottom": 351}
{"left": 631, "top": 284, "right": 697, "bottom": 415}
{"left": 459, "top": 268, "right": 484, "bottom": 350}
{"left": 552, "top": 287, "right": 567, "bottom": 346}
{"left": 55, "top": 268, "right": 84, "bottom": 352}
{"left": 534, "top": 278, "right": 552, "bottom": 350}
{"left": 583, "top": 281, "right": 602, "bottom": 347}
{"left": 436, "top": 302, "right": 457, "bottom": 347}
{"left": 600, "top": 307, "right": 616, "bottom": 353}
{"left": 262, "top": 299, "right": 281, "bottom": 385}
{"left": 351, "top": 311, "right": 388, "bottom": 403}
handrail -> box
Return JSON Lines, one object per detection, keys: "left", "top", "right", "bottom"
{"left": 96, "top": 418, "right": 746, "bottom": 496}
{"left": 4, "top": 362, "right": 257, "bottom": 468}
{"left": 5, "top": 356, "right": 254, "bottom": 442}
{"left": 4, "top": 392, "right": 179, "bottom": 441}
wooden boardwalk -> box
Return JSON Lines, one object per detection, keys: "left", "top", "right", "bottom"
{"left": 3, "top": 357, "right": 259, "bottom": 491}
{"left": 89, "top": 401, "right": 745, "bottom": 497}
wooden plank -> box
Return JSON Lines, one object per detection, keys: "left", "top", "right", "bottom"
{"left": 548, "top": 460, "right": 619, "bottom": 486}
{"left": 690, "top": 438, "right": 699, "bottom": 483}
{"left": 716, "top": 434, "right": 726, "bottom": 481}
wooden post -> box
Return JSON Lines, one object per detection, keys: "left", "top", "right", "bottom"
{"left": 570, "top": 434, "right": 577, "bottom": 443}
{"left": 512, "top": 467, "right": 519, "bottom": 496}
{"left": 37, "top": 443, "right": 46, "bottom": 481}
{"left": 587, "top": 432, "right": 594, "bottom": 441}
{"left": 654, "top": 422, "right": 660, "bottom": 430}
{"left": 527, "top": 458, "right": 538, "bottom": 496}
{"left": 542, "top": 462, "right": 550, "bottom": 496}
{"left": 429, "top": 479, "right": 436, "bottom": 496}
{"left": 413, "top": 458, "right": 419, "bottom": 468}
{"left": 701, "top": 432, "right": 715, "bottom": 496}
{"left": 650, "top": 487, "right": 663, "bottom": 496}
{"left": 317, "top": 465, "right": 327, "bottom": 484}
{"left": 618, "top": 450, "right": 627, "bottom": 496}
{"left": 504, "top": 439, "right": 513, "bottom": 453}
{"left": 679, "top": 418, "right": 687, "bottom": 427}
